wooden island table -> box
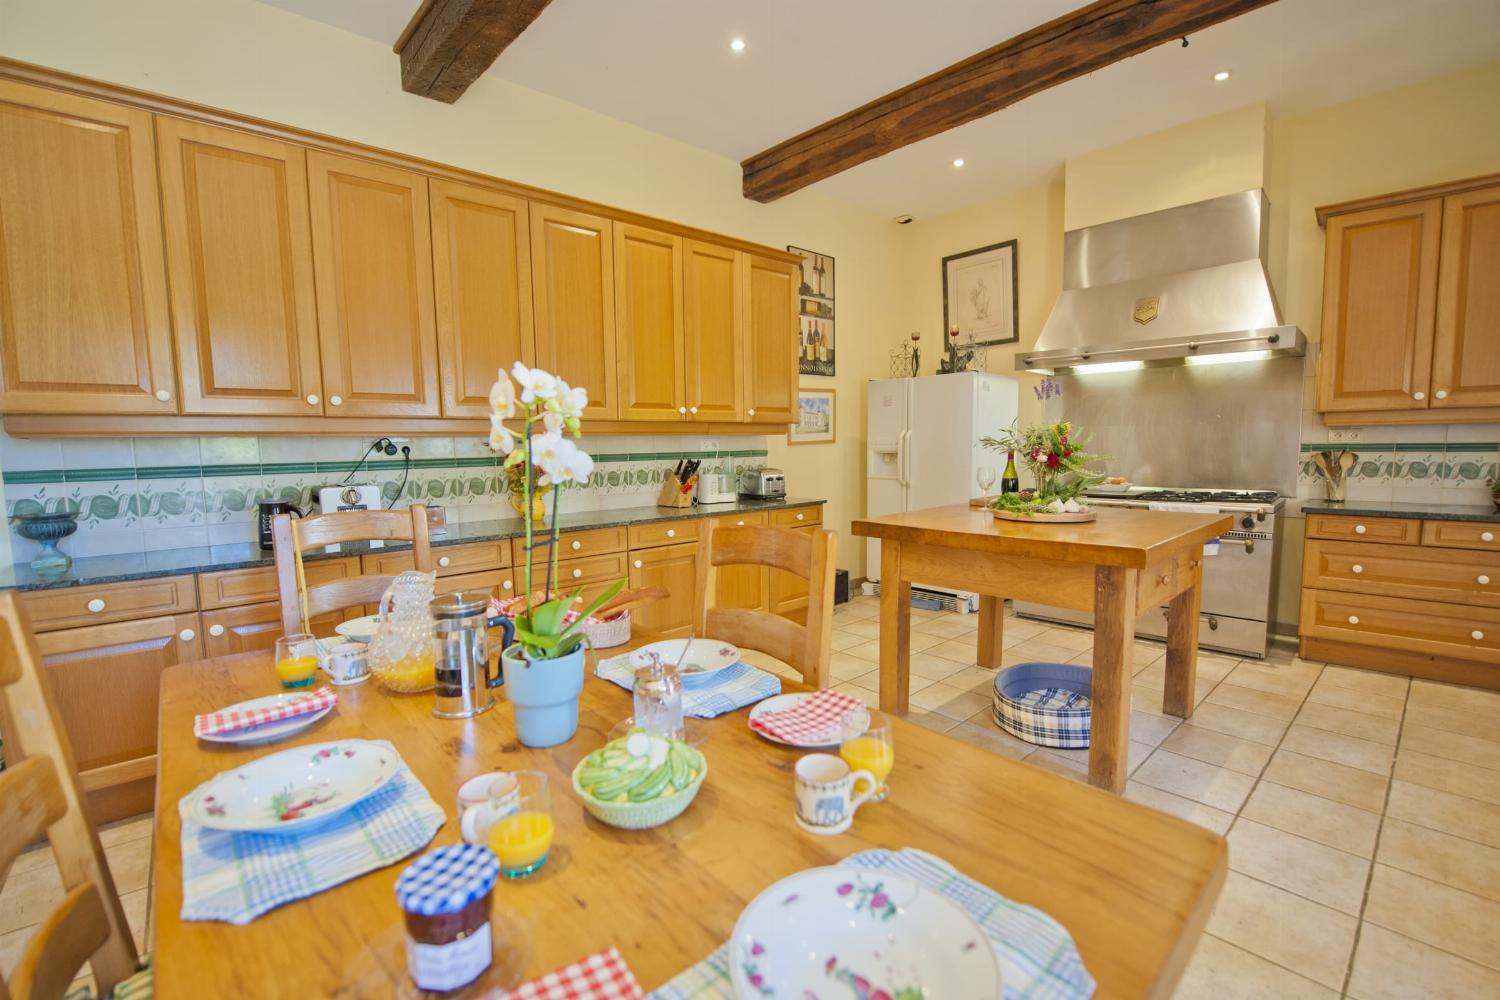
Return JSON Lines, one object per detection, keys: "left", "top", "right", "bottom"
{"left": 150, "top": 634, "right": 1226, "bottom": 998}
{"left": 853, "top": 504, "right": 1232, "bottom": 792}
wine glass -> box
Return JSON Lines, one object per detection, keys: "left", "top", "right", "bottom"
{"left": 976, "top": 466, "right": 997, "bottom": 496}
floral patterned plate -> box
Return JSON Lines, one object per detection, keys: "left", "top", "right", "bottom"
{"left": 187, "top": 739, "right": 400, "bottom": 834}
{"left": 729, "top": 867, "right": 999, "bottom": 999}
{"left": 628, "top": 638, "right": 740, "bottom": 680}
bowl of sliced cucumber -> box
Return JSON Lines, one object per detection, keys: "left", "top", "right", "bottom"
{"left": 571, "top": 727, "right": 708, "bottom": 830}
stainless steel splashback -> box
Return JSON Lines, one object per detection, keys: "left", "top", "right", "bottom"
{"left": 1042, "top": 356, "right": 1303, "bottom": 495}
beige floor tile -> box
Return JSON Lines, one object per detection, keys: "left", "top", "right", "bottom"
{"left": 1347, "top": 923, "right": 1500, "bottom": 1000}
{"left": 942, "top": 665, "right": 999, "bottom": 693}
{"left": 1205, "top": 871, "right": 1358, "bottom": 990}
{"left": 1037, "top": 625, "right": 1094, "bottom": 651}
{"left": 1318, "top": 664, "right": 1410, "bottom": 699}
{"left": 1135, "top": 662, "right": 1167, "bottom": 687}
{"left": 829, "top": 628, "right": 867, "bottom": 652}
{"left": 834, "top": 600, "right": 880, "bottom": 622}
{"left": 841, "top": 633, "right": 948, "bottom": 660}
{"left": 1261, "top": 749, "right": 1390, "bottom": 813}
{"left": 1377, "top": 817, "right": 1500, "bottom": 902}
{"left": 1160, "top": 723, "right": 1274, "bottom": 776}
{"left": 911, "top": 616, "right": 978, "bottom": 640}
{"left": 907, "top": 681, "right": 990, "bottom": 721}
{"left": 901, "top": 710, "right": 960, "bottom": 735}
{"left": 121, "top": 886, "right": 148, "bottom": 951}
{"left": 1131, "top": 680, "right": 1171, "bottom": 716}
{"left": 1402, "top": 723, "right": 1500, "bottom": 771}
{"left": 1186, "top": 702, "right": 1289, "bottom": 747}
{"left": 1294, "top": 701, "right": 1401, "bottom": 745}
{"left": 927, "top": 636, "right": 981, "bottom": 664}
{"left": 1394, "top": 749, "right": 1500, "bottom": 806}
{"left": 830, "top": 651, "right": 877, "bottom": 682}
{"left": 5, "top": 842, "right": 54, "bottom": 878}
{"left": 1303, "top": 681, "right": 1406, "bottom": 721}
{"left": 1386, "top": 779, "right": 1500, "bottom": 849}
{"left": 1174, "top": 934, "right": 1339, "bottom": 999}
{"left": 1240, "top": 781, "right": 1381, "bottom": 858}
{"left": 0, "top": 862, "right": 63, "bottom": 936}
{"left": 945, "top": 720, "right": 1036, "bottom": 761}
{"left": 1204, "top": 682, "right": 1302, "bottom": 722}
{"left": 97, "top": 814, "right": 154, "bottom": 849}
{"left": 1280, "top": 725, "right": 1394, "bottom": 775}
{"left": 1408, "top": 678, "right": 1500, "bottom": 715}
{"left": 903, "top": 651, "right": 971, "bottom": 682}
{"left": 1128, "top": 709, "right": 1182, "bottom": 747}
{"left": 1025, "top": 750, "right": 1087, "bottom": 782}
{"left": 833, "top": 680, "right": 880, "bottom": 703}
{"left": 1226, "top": 818, "right": 1371, "bottom": 915}
{"left": 1035, "top": 741, "right": 1153, "bottom": 777}
{"left": 1225, "top": 661, "right": 1317, "bottom": 700}
{"left": 104, "top": 838, "right": 152, "bottom": 897}
{"left": 999, "top": 617, "right": 1048, "bottom": 643}
{"left": 1123, "top": 781, "right": 1234, "bottom": 835}
{"left": 1363, "top": 864, "right": 1500, "bottom": 971}
{"left": 0, "top": 923, "right": 35, "bottom": 979}
{"left": 1000, "top": 640, "right": 1077, "bottom": 667}
{"left": 838, "top": 617, "right": 883, "bottom": 639}
{"left": 1133, "top": 749, "right": 1256, "bottom": 812}
{"left": 1404, "top": 701, "right": 1500, "bottom": 743}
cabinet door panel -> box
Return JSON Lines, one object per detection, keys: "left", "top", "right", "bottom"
{"left": 530, "top": 204, "right": 616, "bottom": 418}
{"left": 614, "top": 224, "right": 684, "bottom": 421}
{"left": 308, "top": 151, "right": 439, "bottom": 416}
{"left": 1318, "top": 199, "right": 1441, "bottom": 412}
{"left": 713, "top": 513, "right": 767, "bottom": 610}
{"left": 742, "top": 254, "right": 797, "bottom": 424}
{"left": 684, "top": 241, "right": 743, "bottom": 422}
{"left": 0, "top": 82, "right": 174, "bottom": 413}
{"left": 430, "top": 180, "right": 534, "bottom": 417}
{"left": 202, "top": 602, "right": 344, "bottom": 657}
{"left": 769, "top": 525, "right": 814, "bottom": 617}
{"left": 1432, "top": 185, "right": 1500, "bottom": 409}
{"left": 158, "top": 118, "right": 323, "bottom": 415}
{"left": 628, "top": 541, "right": 699, "bottom": 637}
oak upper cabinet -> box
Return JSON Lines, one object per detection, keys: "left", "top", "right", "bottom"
{"left": 1318, "top": 198, "right": 1442, "bottom": 413}
{"left": 307, "top": 151, "right": 440, "bottom": 417}
{"left": 1432, "top": 184, "right": 1500, "bottom": 409}
{"left": 157, "top": 118, "right": 324, "bottom": 415}
{"left": 742, "top": 253, "right": 798, "bottom": 424}
{"left": 684, "top": 240, "right": 744, "bottom": 422}
{"left": 530, "top": 203, "right": 617, "bottom": 418}
{"left": 430, "top": 180, "right": 534, "bottom": 418}
{"left": 629, "top": 541, "right": 699, "bottom": 637}
{"left": 0, "top": 81, "right": 176, "bottom": 414}
{"left": 614, "top": 224, "right": 685, "bottom": 421}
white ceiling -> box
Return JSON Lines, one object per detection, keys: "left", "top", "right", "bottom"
{"left": 258, "top": 0, "right": 1500, "bottom": 219}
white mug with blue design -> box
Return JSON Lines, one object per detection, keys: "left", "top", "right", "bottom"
{"left": 794, "top": 754, "right": 876, "bottom": 836}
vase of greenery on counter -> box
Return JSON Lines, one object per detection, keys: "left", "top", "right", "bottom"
{"left": 488, "top": 363, "right": 623, "bottom": 747}
{"left": 981, "top": 420, "right": 1106, "bottom": 522}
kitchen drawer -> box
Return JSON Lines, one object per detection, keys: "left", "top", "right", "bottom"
{"left": 1422, "top": 519, "right": 1500, "bottom": 553}
{"left": 23, "top": 575, "right": 197, "bottom": 632}
{"left": 713, "top": 511, "right": 768, "bottom": 530}
{"left": 201, "top": 602, "right": 348, "bottom": 657}
{"left": 554, "top": 551, "right": 629, "bottom": 588}
{"left": 510, "top": 526, "right": 626, "bottom": 566}
{"left": 1304, "top": 539, "right": 1500, "bottom": 608}
{"left": 199, "top": 557, "right": 359, "bottom": 610}
{"left": 769, "top": 505, "right": 822, "bottom": 529}
{"left": 435, "top": 569, "right": 510, "bottom": 599}
{"left": 627, "top": 519, "right": 699, "bottom": 549}
{"left": 1299, "top": 589, "right": 1500, "bottom": 663}
{"left": 1306, "top": 513, "right": 1420, "bottom": 545}
{"left": 362, "top": 540, "right": 509, "bottom": 577}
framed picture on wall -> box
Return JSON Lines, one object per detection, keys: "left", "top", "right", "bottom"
{"left": 942, "top": 239, "right": 1018, "bottom": 348}
{"left": 789, "top": 387, "right": 836, "bottom": 445}
{"left": 789, "top": 245, "right": 835, "bottom": 376}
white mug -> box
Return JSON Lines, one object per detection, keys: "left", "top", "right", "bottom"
{"left": 794, "top": 754, "right": 876, "bottom": 836}
{"left": 322, "top": 642, "right": 369, "bottom": 685}
{"left": 456, "top": 772, "right": 520, "bottom": 845}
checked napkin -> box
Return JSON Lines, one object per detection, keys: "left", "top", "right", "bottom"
{"left": 594, "top": 656, "right": 780, "bottom": 718}
{"left": 502, "top": 947, "right": 644, "bottom": 999}
{"left": 747, "top": 688, "right": 864, "bottom": 745}
{"left": 193, "top": 686, "right": 338, "bottom": 737}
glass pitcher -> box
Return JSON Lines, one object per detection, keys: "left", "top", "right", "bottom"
{"left": 368, "top": 570, "right": 438, "bottom": 693}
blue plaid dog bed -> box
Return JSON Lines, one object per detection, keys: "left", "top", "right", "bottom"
{"left": 992, "top": 662, "right": 1092, "bottom": 749}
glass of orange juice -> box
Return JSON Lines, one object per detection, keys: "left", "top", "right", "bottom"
{"left": 274, "top": 633, "right": 318, "bottom": 689}
{"left": 840, "top": 710, "right": 895, "bottom": 802}
{"left": 487, "top": 771, "right": 553, "bottom": 878}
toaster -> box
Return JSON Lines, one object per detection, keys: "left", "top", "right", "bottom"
{"left": 737, "top": 467, "right": 786, "bottom": 499}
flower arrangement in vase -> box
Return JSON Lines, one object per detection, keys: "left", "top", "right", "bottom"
{"left": 980, "top": 420, "right": 1106, "bottom": 520}
{"left": 487, "top": 362, "right": 624, "bottom": 746}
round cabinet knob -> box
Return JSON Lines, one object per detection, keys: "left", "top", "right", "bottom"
{"left": 571, "top": 568, "right": 583, "bottom": 579}
{"left": 86, "top": 598, "right": 105, "bottom": 614}
{"left": 689, "top": 406, "right": 699, "bottom": 415}
{"left": 1348, "top": 615, "right": 1360, "bottom": 625}
{"left": 1413, "top": 391, "right": 1426, "bottom": 401}
{"left": 796, "top": 512, "right": 805, "bottom": 521}
{"left": 736, "top": 519, "right": 745, "bottom": 527}
{"left": 633, "top": 559, "right": 643, "bottom": 569}
{"left": 1352, "top": 564, "right": 1364, "bottom": 574}
{"left": 179, "top": 629, "right": 195, "bottom": 641}
{"left": 438, "top": 556, "right": 451, "bottom": 568}
{"left": 208, "top": 624, "right": 225, "bottom": 637}
{"left": 307, "top": 394, "right": 319, "bottom": 405}
{"left": 665, "top": 528, "right": 675, "bottom": 538}
{"left": 502, "top": 580, "right": 513, "bottom": 591}
{"left": 155, "top": 389, "right": 171, "bottom": 402}
{"left": 1354, "top": 524, "right": 1367, "bottom": 535}
{"left": 570, "top": 540, "right": 582, "bottom": 551}
{"left": 330, "top": 395, "right": 343, "bottom": 407}
{"left": 678, "top": 406, "right": 687, "bottom": 415}
{"left": 1483, "top": 532, "right": 1495, "bottom": 543}
{"left": 1479, "top": 575, "right": 1491, "bottom": 585}
{"left": 1435, "top": 390, "right": 1448, "bottom": 399}
{"left": 1472, "top": 630, "right": 1485, "bottom": 641}
{"left": 747, "top": 408, "right": 756, "bottom": 417}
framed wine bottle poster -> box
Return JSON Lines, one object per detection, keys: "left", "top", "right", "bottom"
{"left": 789, "top": 245, "right": 835, "bottom": 376}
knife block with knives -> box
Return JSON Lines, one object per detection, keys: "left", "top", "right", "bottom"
{"left": 657, "top": 458, "right": 699, "bottom": 508}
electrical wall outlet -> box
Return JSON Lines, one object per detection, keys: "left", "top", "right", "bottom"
{"left": 1330, "top": 428, "right": 1362, "bottom": 442}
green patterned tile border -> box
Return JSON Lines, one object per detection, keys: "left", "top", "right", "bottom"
{"left": 1300, "top": 441, "right": 1497, "bottom": 452}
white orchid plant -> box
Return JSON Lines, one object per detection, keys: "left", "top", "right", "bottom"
{"left": 489, "top": 362, "right": 623, "bottom": 660}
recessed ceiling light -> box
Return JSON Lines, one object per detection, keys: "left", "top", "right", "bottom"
{"left": 952, "top": 158, "right": 965, "bottom": 168}
{"left": 1213, "top": 70, "right": 1231, "bottom": 82}
{"left": 729, "top": 37, "right": 746, "bottom": 52}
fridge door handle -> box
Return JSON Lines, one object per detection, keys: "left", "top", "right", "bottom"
{"left": 897, "top": 429, "right": 911, "bottom": 487}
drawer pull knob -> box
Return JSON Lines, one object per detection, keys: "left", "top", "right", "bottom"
{"left": 1157, "top": 574, "right": 1170, "bottom": 586}
{"left": 1435, "top": 389, "right": 1448, "bottom": 400}
{"left": 796, "top": 513, "right": 805, "bottom": 521}
{"left": 86, "top": 598, "right": 105, "bottom": 613}
{"left": 572, "top": 568, "right": 583, "bottom": 579}
{"left": 307, "top": 394, "right": 319, "bottom": 405}
{"left": 1352, "top": 564, "right": 1363, "bottom": 574}
{"left": 1480, "top": 575, "right": 1491, "bottom": 586}
{"left": 666, "top": 528, "right": 675, "bottom": 538}
{"left": 1347, "top": 615, "right": 1360, "bottom": 625}
{"left": 678, "top": 406, "right": 687, "bottom": 415}
{"left": 179, "top": 628, "right": 195, "bottom": 641}
{"left": 633, "top": 559, "right": 643, "bottom": 569}
{"left": 689, "top": 406, "right": 698, "bottom": 415}
{"left": 748, "top": 408, "right": 755, "bottom": 417}
{"left": 1354, "top": 524, "right": 1367, "bottom": 534}
{"left": 736, "top": 520, "right": 746, "bottom": 527}
{"left": 1413, "top": 391, "right": 1425, "bottom": 401}
{"left": 571, "top": 540, "right": 582, "bottom": 551}
{"left": 1484, "top": 532, "right": 1495, "bottom": 543}
{"left": 438, "top": 556, "right": 451, "bottom": 568}
{"left": 155, "top": 389, "right": 172, "bottom": 402}
{"left": 502, "top": 580, "right": 513, "bottom": 591}
{"left": 330, "top": 395, "right": 343, "bottom": 407}
{"left": 208, "top": 624, "right": 225, "bottom": 637}
{"left": 1474, "top": 630, "right": 1486, "bottom": 641}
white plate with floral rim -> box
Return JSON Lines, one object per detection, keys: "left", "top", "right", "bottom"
{"left": 729, "top": 867, "right": 999, "bottom": 999}
{"left": 188, "top": 739, "right": 400, "bottom": 834}
{"left": 335, "top": 614, "right": 382, "bottom": 643}
{"left": 628, "top": 638, "right": 740, "bottom": 681}
{"left": 196, "top": 692, "right": 336, "bottom": 746}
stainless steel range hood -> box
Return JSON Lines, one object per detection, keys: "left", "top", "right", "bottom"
{"left": 1018, "top": 190, "right": 1304, "bottom": 374}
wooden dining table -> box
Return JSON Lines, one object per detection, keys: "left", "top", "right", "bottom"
{"left": 852, "top": 504, "right": 1233, "bottom": 793}
{"left": 151, "top": 633, "right": 1226, "bottom": 998}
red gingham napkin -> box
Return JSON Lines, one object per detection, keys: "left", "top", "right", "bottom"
{"left": 193, "top": 687, "right": 338, "bottom": 738}
{"left": 749, "top": 689, "right": 866, "bottom": 745}
{"left": 502, "top": 946, "right": 643, "bottom": 999}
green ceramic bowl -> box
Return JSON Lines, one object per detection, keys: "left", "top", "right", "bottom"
{"left": 571, "top": 750, "right": 708, "bottom": 830}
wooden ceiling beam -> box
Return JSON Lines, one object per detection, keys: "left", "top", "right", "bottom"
{"left": 396, "top": 0, "right": 553, "bottom": 103}
{"left": 740, "top": 0, "right": 1280, "bottom": 202}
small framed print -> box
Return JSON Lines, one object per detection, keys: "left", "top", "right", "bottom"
{"left": 942, "top": 239, "right": 1018, "bottom": 348}
{"left": 789, "top": 387, "right": 836, "bottom": 445}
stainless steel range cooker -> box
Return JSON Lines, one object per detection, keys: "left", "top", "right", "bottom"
{"left": 1014, "top": 487, "right": 1286, "bottom": 658}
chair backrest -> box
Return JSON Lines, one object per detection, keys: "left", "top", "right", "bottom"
{"left": 272, "top": 505, "right": 431, "bottom": 635}
{"left": 695, "top": 522, "right": 838, "bottom": 687}
{"left": 0, "top": 593, "right": 138, "bottom": 1000}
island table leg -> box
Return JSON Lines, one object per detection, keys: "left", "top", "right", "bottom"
{"left": 878, "top": 541, "right": 911, "bottom": 714}
{"left": 1164, "top": 566, "right": 1203, "bottom": 718}
{"left": 977, "top": 595, "right": 1005, "bottom": 669}
{"left": 1089, "top": 565, "right": 1136, "bottom": 793}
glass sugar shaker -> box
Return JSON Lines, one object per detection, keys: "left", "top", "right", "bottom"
{"left": 633, "top": 652, "right": 684, "bottom": 739}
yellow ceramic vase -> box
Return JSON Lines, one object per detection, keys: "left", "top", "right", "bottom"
{"left": 509, "top": 492, "right": 546, "bottom": 519}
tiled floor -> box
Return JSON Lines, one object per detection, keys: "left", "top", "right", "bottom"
{"left": 4, "top": 594, "right": 1496, "bottom": 997}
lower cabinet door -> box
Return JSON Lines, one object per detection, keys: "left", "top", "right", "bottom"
{"left": 712, "top": 513, "right": 768, "bottom": 611}
{"left": 200, "top": 602, "right": 346, "bottom": 656}
{"left": 768, "top": 525, "right": 815, "bottom": 618}
{"left": 628, "top": 542, "right": 700, "bottom": 637}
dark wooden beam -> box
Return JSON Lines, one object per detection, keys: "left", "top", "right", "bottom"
{"left": 395, "top": 0, "right": 553, "bottom": 103}
{"left": 741, "top": 0, "right": 1280, "bottom": 202}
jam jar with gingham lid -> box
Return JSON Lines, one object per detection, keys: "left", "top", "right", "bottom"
{"left": 395, "top": 843, "right": 500, "bottom": 991}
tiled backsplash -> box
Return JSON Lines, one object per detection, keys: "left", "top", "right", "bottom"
{"left": 0, "top": 430, "right": 768, "bottom": 560}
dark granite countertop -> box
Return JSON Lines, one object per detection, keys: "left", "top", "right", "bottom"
{"left": 1301, "top": 499, "right": 1500, "bottom": 523}
{"left": 2, "top": 497, "right": 826, "bottom": 592}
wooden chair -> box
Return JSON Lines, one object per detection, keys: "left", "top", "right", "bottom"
{"left": 0, "top": 592, "right": 141, "bottom": 1000}
{"left": 695, "top": 522, "right": 838, "bottom": 688}
{"left": 272, "top": 505, "right": 431, "bottom": 635}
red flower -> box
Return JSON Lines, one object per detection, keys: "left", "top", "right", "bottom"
{"left": 749, "top": 973, "right": 763, "bottom": 987}
{"left": 825, "top": 956, "right": 837, "bottom": 974}
{"left": 873, "top": 992, "right": 893, "bottom": 1000}
{"left": 1047, "top": 454, "right": 1060, "bottom": 468}
{"left": 870, "top": 892, "right": 889, "bottom": 909}
{"left": 1063, "top": 447, "right": 1072, "bottom": 458}
{"left": 752, "top": 942, "right": 765, "bottom": 956}
{"left": 836, "top": 883, "right": 854, "bottom": 895}
{"left": 853, "top": 976, "right": 871, "bottom": 992}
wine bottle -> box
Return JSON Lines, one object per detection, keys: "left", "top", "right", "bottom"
{"left": 1001, "top": 452, "right": 1020, "bottom": 494}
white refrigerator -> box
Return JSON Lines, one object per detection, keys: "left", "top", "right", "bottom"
{"left": 866, "top": 372, "right": 1019, "bottom": 606}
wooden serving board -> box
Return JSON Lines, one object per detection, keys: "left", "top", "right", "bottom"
{"left": 992, "top": 509, "right": 1098, "bottom": 524}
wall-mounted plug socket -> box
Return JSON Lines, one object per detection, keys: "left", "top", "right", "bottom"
{"left": 1330, "top": 428, "right": 1362, "bottom": 442}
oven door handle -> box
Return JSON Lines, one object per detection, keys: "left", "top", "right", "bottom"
{"left": 1218, "top": 537, "right": 1256, "bottom": 554}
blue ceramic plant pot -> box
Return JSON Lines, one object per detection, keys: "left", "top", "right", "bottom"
{"left": 499, "top": 643, "right": 585, "bottom": 747}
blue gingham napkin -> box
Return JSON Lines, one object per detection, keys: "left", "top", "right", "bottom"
{"left": 595, "top": 655, "right": 781, "bottom": 718}
{"left": 648, "top": 847, "right": 1096, "bottom": 1000}
{"left": 178, "top": 743, "right": 445, "bottom": 925}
